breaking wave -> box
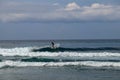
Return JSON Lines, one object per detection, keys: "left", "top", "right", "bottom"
{"left": 32, "top": 47, "right": 120, "bottom": 52}
{"left": 0, "top": 46, "right": 120, "bottom": 69}
{"left": 0, "top": 47, "right": 120, "bottom": 57}
{"left": 0, "top": 60, "right": 120, "bottom": 69}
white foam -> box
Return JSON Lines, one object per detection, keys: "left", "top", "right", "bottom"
{"left": 0, "top": 60, "right": 120, "bottom": 68}
{"left": 0, "top": 47, "right": 120, "bottom": 58}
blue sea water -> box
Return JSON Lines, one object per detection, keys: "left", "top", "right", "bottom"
{"left": 0, "top": 39, "right": 120, "bottom": 69}
{"left": 0, "top": 40, "right": 120, "bottom": 80}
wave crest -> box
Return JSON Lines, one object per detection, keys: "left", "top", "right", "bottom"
{"left": 0, "top": 60, "right": 120, "bottom": 69}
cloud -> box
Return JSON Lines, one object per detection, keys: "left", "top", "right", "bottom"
{"left": 91, "top": 3, "right": 112, "bottom": 8}
{"left": 0, "top": 13, "right": 28, "bottom": 22}
{"left": 0, "top": 1, "right": 120, "bottom": 23}
{"left": 80, "top": 3, "right": 120, "bottom": 21}
{"left": 65, "top": 2, "right": 80, "bottom": 11}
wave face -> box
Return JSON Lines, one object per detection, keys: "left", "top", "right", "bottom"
{"left": 0, "top": 40, "right": 120, "bottom": 69}
{"left": 32, "top": 47, "right": 120, "bottom": 52}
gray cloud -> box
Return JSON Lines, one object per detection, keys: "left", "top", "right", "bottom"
{"left": 0, "top": 1, "right": 120, "bottom": 23}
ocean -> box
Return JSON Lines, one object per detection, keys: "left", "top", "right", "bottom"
{"left": 0, "top": 40, "right": 120, "bottom": 80}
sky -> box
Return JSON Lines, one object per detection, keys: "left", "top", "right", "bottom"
{"left": 0, "top": 0, "right": 120, "bottom": 40}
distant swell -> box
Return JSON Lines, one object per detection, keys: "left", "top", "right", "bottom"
{"left": 21, "top": 57, "right": 120, "bottom": 62}
{"left": 21, "top": 57, "right": 60, "bottom": 62}
{"left": 32, "top": 47, "right": 120, "bottom": 52}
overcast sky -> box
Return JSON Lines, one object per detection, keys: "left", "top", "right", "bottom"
{"left": 0, "top": 0, "right": 120, "bottom": 40}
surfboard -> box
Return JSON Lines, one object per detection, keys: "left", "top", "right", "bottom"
{"left": 51, "top": 43, "right": 60, "bottom": 49}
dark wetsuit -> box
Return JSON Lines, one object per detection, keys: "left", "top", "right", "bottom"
{"left": 51, "top": 42, "right": 55, "bottom": 48}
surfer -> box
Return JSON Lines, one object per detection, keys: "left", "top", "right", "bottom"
{"left": 51, "top": 41, "right": 55, "bottom": 49}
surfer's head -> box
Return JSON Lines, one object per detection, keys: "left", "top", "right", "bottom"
{"left": 51, "top": 42, "right": 54, "bottom": 45}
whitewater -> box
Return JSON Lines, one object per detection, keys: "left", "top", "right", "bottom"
{"left": 0, "top": 46, "right": 120, "bottom": 69}
{"left": 0, "top": 40, "right": 120, "bottom": 69}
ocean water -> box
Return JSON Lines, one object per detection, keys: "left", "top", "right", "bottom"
{"left": 0, "top": 40, "right": 120, "bottom": 80}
